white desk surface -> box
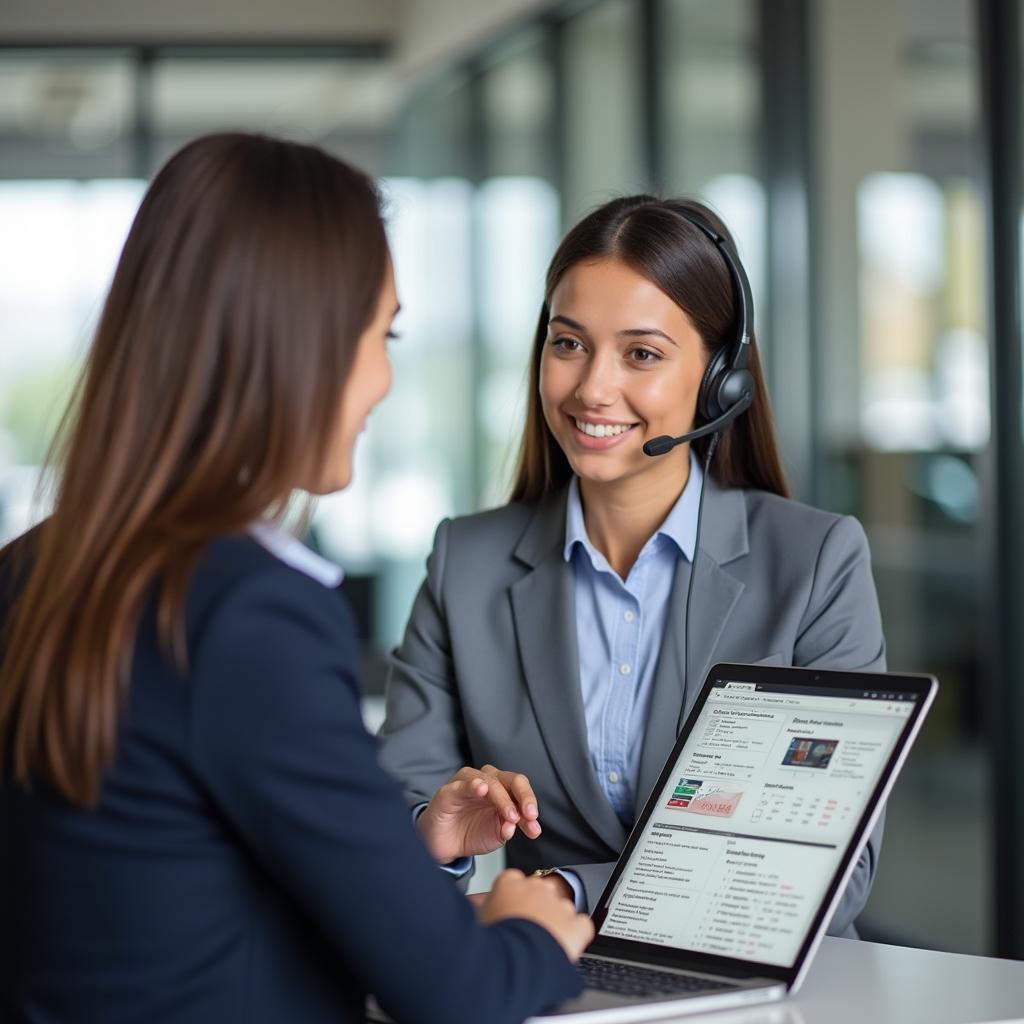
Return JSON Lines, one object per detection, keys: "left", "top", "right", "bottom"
{"left": 669, "top": 936, "right": 1024, "bottom": 1024}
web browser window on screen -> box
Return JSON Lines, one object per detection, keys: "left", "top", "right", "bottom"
{"left": 600, "top": 681, "right": 916, "bottom": 967}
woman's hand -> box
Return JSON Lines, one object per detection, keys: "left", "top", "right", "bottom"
{"left": 467, "top": 873, "right": 575, "bottom": 910}
{"left": 417, "top": 765, "right": 543, "bottom": 864}
{"left": 479, "top": 869, "right": 594, "bottom": 962}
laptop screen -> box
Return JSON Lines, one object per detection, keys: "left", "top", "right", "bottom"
{"left": 596, "top": 677, "right": 920, "bottom": 968}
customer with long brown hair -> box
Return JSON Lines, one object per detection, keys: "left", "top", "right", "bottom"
{"left": 380, "top": 196, "right": 886, "bottom": 937}
{"left": 0, "top": 133, "right": 591, "bottom": 1024}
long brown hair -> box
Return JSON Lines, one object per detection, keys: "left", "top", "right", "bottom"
{"left": 510, "top": 195, "right": 789, "bottom": 502}
{"left": 0, "top": 133, "right": 388, "bottom": 806}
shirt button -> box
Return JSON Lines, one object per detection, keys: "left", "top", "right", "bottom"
{"left": 619, "top": 663, "right": 632, "bottom": 676}
{"left": 624, "top": 610, "right": 635, "bottom": 622}
{"left": 608, "top": 771, "right": 620, "bottom": 784}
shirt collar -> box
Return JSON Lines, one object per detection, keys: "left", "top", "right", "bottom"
{"left": 249, "top": 519, "right": 345, "bottom": 589}
{"left": 563, "top": 449, "right": 704, "bottom": 565}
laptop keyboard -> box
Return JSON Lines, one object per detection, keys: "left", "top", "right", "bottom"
{"left": 579, "top": 958, "right": 740, "bottom": 998}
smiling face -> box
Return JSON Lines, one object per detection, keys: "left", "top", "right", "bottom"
{"left": 539, "top": 256, "right": 708, "bottom": 490}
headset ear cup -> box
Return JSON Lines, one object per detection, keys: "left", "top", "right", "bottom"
{"left": 715, "top": 368, "right": 755, "bottom": 418}
{"left": 698, "top": 349, "right": 729, "bottom": 421}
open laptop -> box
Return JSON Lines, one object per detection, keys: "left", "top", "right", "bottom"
{"left": 528, "top": 662, "right": 937, "bottom": 1023}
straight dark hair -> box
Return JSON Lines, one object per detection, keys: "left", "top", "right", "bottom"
{"left": 510, "top": 195, "right": 789, "bottom": 503}
{"left": 0, "top": 133, "right": 388, "bottom": 806}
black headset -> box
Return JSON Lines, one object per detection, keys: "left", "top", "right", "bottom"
{"left": 642, "top": 207, "right": 756, "bottom": 457}
{"left": 637, "top": 207, "right": 759, "bottom": 728}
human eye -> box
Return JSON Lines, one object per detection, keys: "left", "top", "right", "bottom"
{"left": 628, "top": 346, "right": 662, "bottom": 365}
{"left": 550, "top": 335, "right": 584, "bottom": 354}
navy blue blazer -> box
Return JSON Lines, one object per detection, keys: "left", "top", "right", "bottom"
{"left": 0, "top": 533, "right": 582, "bottom": 1023}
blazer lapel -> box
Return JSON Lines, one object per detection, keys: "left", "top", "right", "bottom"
{"left": 509, "top": 493, "right": 628, "bottom": 854}
{"left": 636, "top": 477, "right": 749, "bottom": 806}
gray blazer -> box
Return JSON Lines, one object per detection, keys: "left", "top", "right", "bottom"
{"left": 379, "top": 476, "right": 887, "bottom": 938}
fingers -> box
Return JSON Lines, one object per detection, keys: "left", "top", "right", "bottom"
{"left": 433, "top": 773, "right": 490, "bottom": 813}
{"left": 451, "top": 768, "right": 514, "bottom": 842}
{"left": 433, "top": 770, "right": 514, "bottom": 844}
{"left": 535, "top": 876, "right": 571, "bottom": 900}
{"left": 493, "top": 869, "right": 567, "bottom": 902}
{"left": 493, "top": 868, "right": 525, "bottom": 890}
{"left": 481, "top": 765, "right": 542, "bottom": 840}
{"left": 453, "top": 774, "right": 490, "bottom": 801}
{"left": 567, "top": 915, "right": 596, "bottom": 961}
{"left": 436, "top": 765, "right": 542, "bottom": 843}
{"left": 484, "top": 871, "right": 593, "bottom": 960}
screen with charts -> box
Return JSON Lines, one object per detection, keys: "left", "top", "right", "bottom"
{"left": 598, "top": 679, "right": 918, "bottom": 968}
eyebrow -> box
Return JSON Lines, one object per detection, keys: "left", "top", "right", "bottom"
{"left": 548, "top": 314, "right": 678, "bottom": 347}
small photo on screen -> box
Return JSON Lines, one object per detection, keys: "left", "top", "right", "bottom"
{"left": 782, "top": 737, "right": 838, "bottom": 769}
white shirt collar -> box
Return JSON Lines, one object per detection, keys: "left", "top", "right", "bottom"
{"left": 249, "top": 519, "right": 344, "bottom": 589}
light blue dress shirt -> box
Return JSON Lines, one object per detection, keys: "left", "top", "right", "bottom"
{"left": 564, "top": 450, "right": 702, "bottom": 825}
{"left": 555, "top": 451, "right": 701, "bottom": 909}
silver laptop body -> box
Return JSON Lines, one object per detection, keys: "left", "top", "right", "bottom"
{"left": 527, "top": 663, "right": 937, "bottom": 1024}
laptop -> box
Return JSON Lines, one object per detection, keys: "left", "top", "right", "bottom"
{"left": 527, "top": 662, "right": 937, "bottom": 1023}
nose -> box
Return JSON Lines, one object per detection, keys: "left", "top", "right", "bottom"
{"left": 574, "top": 349, "right": 620, "bottom": 408}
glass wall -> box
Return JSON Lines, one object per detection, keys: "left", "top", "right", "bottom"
{"left": 0, "top": 51, "right": 145, "bottom": 543}
{"left": 813, "top": 0, "right": 990, "bottom": 953}
{"left": 658, "top": 0, "right": 766, "bottom": 330}
{"left": 150, "top": 55, "right": 391, "bottom": 173}
{"left": 0, "top": 51, "right": 138, "bottom": 179}
{"left": 562, "top": 0, "right": 646, "bottom": 223}
{"left": 361, "top": 77, "right": 477, "bottom": 664}
{"left": 477, "top": 32, "right": 560, "bottom": 504}
{"left": 0, "top": 178, "right": 146, "bottom": 541}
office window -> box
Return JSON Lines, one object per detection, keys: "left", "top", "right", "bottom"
{"left": 562, "top": 0, "right": 646, "bottom": 225}
{"left": 814, "top": 0, "right": 989, "bottom": 953}
{"left": 0, "top": 179, "right": 146, "bottom": 544}
{"left": 0, "top": 52, "right": 137, "bottom": 178}
{"left": 658, "top": 0, "right": 765, "bottom": 320}
{"left": 340, "top": 74, "right": 478, "bottom": 661}
{"left": 857, "top": 174, "right": 987, "bottom": 452}
{"left": 150, "top": 56, "right": 393, "bottom": 176}
{"left": 477, "top": 32, "right": 560, "bottom": 504}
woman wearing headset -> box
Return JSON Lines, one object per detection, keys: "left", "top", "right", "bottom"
{"left": 379, "top": 196, "right": 886, "bottom": 936}
{"left": 0, "top": 133, "right": 591, "bottom": 1024}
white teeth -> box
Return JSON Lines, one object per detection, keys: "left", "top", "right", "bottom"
{"left": 574, "top": 418, "right": 634, "bottom": 438}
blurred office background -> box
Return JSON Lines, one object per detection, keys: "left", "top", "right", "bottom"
{"left": 1, "top": 0, "right": 1022, "bottom": 961}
